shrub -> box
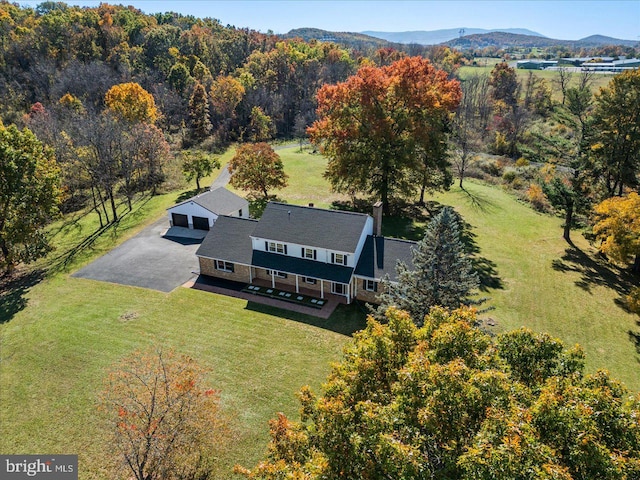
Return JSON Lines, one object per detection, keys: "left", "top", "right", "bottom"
{"left": 626, "top": 287, "right": 640, "bottom": 315}
{"left": 479, "top": 159, "right": 505, "bottom": 177}
{"left": 526, "top": 183, "right": 549, "bottom": 211}
{"left": 502, "top": 170, "right": 517, "bottom": 184}
{"left": 511, "top": 177, "right": 525, "bottom": 190}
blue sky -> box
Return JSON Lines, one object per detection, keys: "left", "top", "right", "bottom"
{"left": 18, "top": 1, "right": 640, "bottom": 41}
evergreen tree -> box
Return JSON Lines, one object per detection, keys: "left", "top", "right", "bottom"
{"left": 188, "top": 83, "right": 212, "bottom": 143}
{"left": 377, "top": 207, "right": 479, "bottom": 325}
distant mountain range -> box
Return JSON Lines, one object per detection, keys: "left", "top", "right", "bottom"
{"left": 283, "top": 28, "right": 400, "bottom": 50}
{"left": 362, "top": 28, "right": 545, "bottom": 45}
{"left": 283, "top": 28, "right": 638, "bottom": 50}
{"left": 445, "top": 32, "right": 638, "bottom": 49}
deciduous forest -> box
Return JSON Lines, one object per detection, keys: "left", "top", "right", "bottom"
{"left": 1, "top": 2, "right": 639, "bottom": 479}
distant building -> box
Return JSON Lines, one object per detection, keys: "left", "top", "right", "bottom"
{"left": 581, "top": 58, "right": 640, "bottom": 72}
{"left": 517, "top": 59, "right": 558, "bottom": 69}
{"left": 559, "top": 56, "right": 616, "bottom": 66}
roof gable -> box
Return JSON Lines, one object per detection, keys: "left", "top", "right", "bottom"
{"left": 196, "top": 216, "right": 257, "bottom": 265}
{"left": 251, "top": 202, "right": 370, "bottom": 253}
{"left": 170, "top": 187, "right": 247, "bottom": 215}
{"left": 355, "top": 236, "right": 416, "bottom": 281}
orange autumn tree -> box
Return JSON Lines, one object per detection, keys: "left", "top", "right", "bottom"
{"left": 308, "top": 56, "right": 461, "bottom": 213}
{"left": 100, "top": 347, "right": 222, "bottom": 480}
{"left": 105, "top": 82, "right": 159, "bottom": 124}
{"left": 228, "top": 142, "right": 287, "bottom": 200}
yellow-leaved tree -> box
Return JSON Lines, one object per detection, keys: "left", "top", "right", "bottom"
{"left": 593, "top": 192, "right": 640, "bottom": 274}
{"left": 105, "top": 82, "right": 159, "bottom": 124}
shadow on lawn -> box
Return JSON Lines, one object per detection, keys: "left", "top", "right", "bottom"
{"left": 457, "top": 185, "right": 499, "bottom": 214}
{"left": 245, "top": 301, "right": 367, "bottom": 336}
{"left": 551, "top": 245, "right": 634, "bottom": 297}
{"left": 333, "top": 199, "right": 503, "bottom": 293}
{"left": 553, "top": 245, "right": 640, "bottom": 358}
{"left": 629, "top": 330, "right": 640, "bottom": 358}
{"left": 46, "top": 196, "right": 153, "bottom": 274}
{"left": 0, "top": 269, "right": 45, "bottom": 324}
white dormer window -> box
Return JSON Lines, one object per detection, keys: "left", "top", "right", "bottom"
{"left": 303, "top": 247, "right": 317, "bottom": 260}
{"left": 266, "top": 241, "right": 287, "bottom": 254}
{"left": 331, "top": 253, "right": 347, "bottom": 265}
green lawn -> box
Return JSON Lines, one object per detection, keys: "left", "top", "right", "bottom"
{"left": 0, "top": 272, "right": 363, "bottom": 478}
{"left": 1, "top": 145, "right": 638, "bottom": 480}
{"left": 225, "top": 144, "right": 349, "bottom": 209}
{"left": 431, "top": 182, "right": 638, "bottom": 390}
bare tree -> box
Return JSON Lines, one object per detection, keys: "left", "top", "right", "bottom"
{"left": 450, "top": 75, "right": 486, "bottom": 188}
{"left": 101, "top": 347, "right": 222, "bottom": 480}
{"left": 555, "top": 67, "right": 573, "bottom": 105}
{"left": 578, "top": 69, "right": 596, "bottom": 92}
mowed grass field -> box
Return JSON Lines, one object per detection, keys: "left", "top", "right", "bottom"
{"left": 458, "top": 63, "right": 613, "bottom": 102}
{"left": 1, "top": 146, "right": 638, "bottom": 479}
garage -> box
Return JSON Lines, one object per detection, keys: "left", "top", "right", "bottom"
{"left": 167, "top": 187, "right": 249, "bottom": 232}
{"left": 192, "top": 216, "right": 210, "bottom": 231}
{"left": 172, "top": 213, "right": 189, "bottom": 228}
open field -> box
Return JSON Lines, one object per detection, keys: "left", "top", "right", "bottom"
{"left": 429, "top": 183, "right": 638, "bottom": 390}
{"left": 225, "top": 144, "right": 350, "bottom": 209}
{"left": 1, "top": 145, "right": 638, "bottom": 479}
{"left": 458, "top": 64, "right": 613, "bottom": 101}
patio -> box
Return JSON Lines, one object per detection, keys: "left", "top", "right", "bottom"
{"left": 186, "top": 275, "right": 342, "bottom": 319}
{"left": 242, "top": 284, "right": 327, "bottom": 309}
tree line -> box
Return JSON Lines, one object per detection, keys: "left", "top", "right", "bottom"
{"left": 0, "top": 1, "right": 638, "bottom": 279}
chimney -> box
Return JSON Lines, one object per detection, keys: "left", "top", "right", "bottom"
{"left": 372, "top": 201, "right": 383, "bottom": 236}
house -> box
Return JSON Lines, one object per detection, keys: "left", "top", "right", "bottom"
{"left": 167, "top": 187, "right": 249, "bottom": 231}
{"left": 195, "top": 201, "right": 416, "bottom": 304}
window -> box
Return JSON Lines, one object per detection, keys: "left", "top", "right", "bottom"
{"left": 331, "top": 253, "right": 347, "bottom": 265}
{"left": 363, "top": 279, "right": 378, "bottom": 292}
{"left": 302, "top": 277, "right": 317, "bottom": 285}
{"left": 266, "top": 269, "right": 287, "bottom": 279}
{"left": 331, "top": 282, "right": 346, "bottom": 295}
{"left": 214, "top": 260, "right": 234, "bottom": 273}
{"left": 302, "top": 248, "right": 317, "bottom": 260}
{"left": 267, "top": 241, "right": 287, "bottom": 254}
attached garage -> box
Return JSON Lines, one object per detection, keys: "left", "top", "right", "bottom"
{"left": 192, "top": 216, "right": 210, "bottom": 230}
{"left": 172, "top": 213, "right": 189, "bottom": 228}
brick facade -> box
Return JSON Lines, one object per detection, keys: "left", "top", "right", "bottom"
{"left": 199, "top": 257, "right": 251, "bottom": 283}
{"left": 356, "top": 288, "right": 379, "bottom": 304}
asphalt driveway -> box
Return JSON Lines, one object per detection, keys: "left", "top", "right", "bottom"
{"left": 72, "top": 217, "right": 205, "bottom": 293}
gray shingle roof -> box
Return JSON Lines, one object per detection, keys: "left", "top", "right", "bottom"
{"left": 252, "top": 250, "right": 354, "bottom": 284}
{"left": 251, "top": 202, "right": 370, "bottom": 253}
{"left": 171, "top": 187, "right": 247, "bottom": 215}
{"left": 196, "top": 216, "right": 257, "bottom": 265}
{"left": 355, "top": 236, "right": 416, "bottom": 281}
